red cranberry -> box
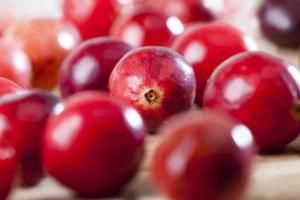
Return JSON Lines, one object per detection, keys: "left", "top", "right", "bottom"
{"left": 0, "top": 77, "right": 23, "bottom": 96}
{"left": 0, "top": 138, "right": 16, "bottom": 200}
{"left": 153, "top": 0, "right": 225, "bottom": 23}
{"left": 203, "top": 51, "right": 300, "bottom": 152}
{"left": 109, "top": 47, "right": 196, "bottom": 132}
{"left": 0, "top": 39, "right": 32, "bottom": 88}
{"left": 151, "top": 110, "right": 255, "bottom": 200}
{"left": 258, "top": 0, "right": 300, "bottom": 48}
{"left": 110, "top": 8, "right": 184, "bottom": 47}
{"left": 172, "top": 22, "right": 257, "bottom": 106}
{"left": 63, "top": 0, "right": 118, "bottom": 40}
{"left": 43, "top": 92, "right": 145, "bottom": 197}
{"left": 59, "top": 37, "right": 133, "bottom": 98}
{"left": 4, "top": 19, "right": 81, "bottom": 90}
{"left": 0, "top": 89, "right": 61, "bottom": 186}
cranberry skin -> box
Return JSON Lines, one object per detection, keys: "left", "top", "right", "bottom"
{"left": 0, "top": 139, "right": 16, "bottom": 200}
{"left": 154, "top": 0, "right": 224, "bottom": 23}
{"left": 4, "top": 19, "right": 81, "bottom": 90}
{"left": 43, "top": 92, "right": 145, "bottom": 197}
{"left": 203, "top": 51, "right": 300, "bottom": 152}
{"left": 110, "top": 9, "right": 184, "bottom": 47}
{"left": 258, "top": 0, "right": 300, "bottom": 48}
{"left": 172, "top": 22, "right": 257, "bottom": 106}
{"left": 0, "top": 77, "right": 23, "bottom": 96}
{"left": 151, "top": 110, "right": 255, "bottom": 200}
{"left": 59, "top": 37, "right": 133, "bottom": 98}
{"left": 63, "top": 0, "right": 118, "bottom": 40}
{"left": 0, "top": 90, "right": 61, "bottom": 186}
{"left": 109, "top": 47, "right": 196, "bottom": 132}
{"left": 0, "top": 39, "right": 32, "bottom": 88}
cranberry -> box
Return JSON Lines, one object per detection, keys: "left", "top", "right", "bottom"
{"left": 172, "top": 22, "right": 257, "bottom": 106}
{"left": 0, "top": 77, "right": 23, "bottom": 96}
{"left": 109, "top": 46, "right": 196, "bottom": 132}
{"left": 0, "top": 89, "right": 61, "bottom": 186}
{"left": 0, "top": 39, "right": 32, "bottom": 88}
{"left": 203, "top": 51, "right": 300, "bottom": 152}
{"left": 110, "top": 8, "right": 184, "bottom": 47}
{"left": 151, "top": 109, "right": 255, "bottom": 200}
{"left": 43, "top": 92, "right": 145, "bottom": 197}
{"left": 59, "top": 37, "right": 133, "bottom": 98}
{"left": 4, "top": 19, "right": 81, "bottom": 90}
{"left": 258, "top": 0, "right": 300, "bottom": 48}
{"left": 152, "top": 0, "right": 225, "bottom": 23}
{"left": 0, "top": 138, "right": 16, "bottom": 200}
{"left": 63, "top": 0, "right": 118, "bottom": 40}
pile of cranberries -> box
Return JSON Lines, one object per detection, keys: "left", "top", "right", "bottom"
{"left": 0, "top": 0, "right": 299, "bottom": 199}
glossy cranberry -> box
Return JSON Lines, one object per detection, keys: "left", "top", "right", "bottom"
{"left": 151, "top": 110, "right": 255, "bottom": 200}
{"left": 0, "top": 138, "right": 16, "bottom": 200}
{"left": 150, "top": 0, "right": 225, "bottom": 23}
{"left": 4, "top": 19, "right": 81, "bottom": 90}
{"left": 110, "top": 8, "right": 184, "bottom": 47}
{"left": 63, "top": 0, "right": 118, "bottom": 40}
{"left": 109, "top": 47, "right": 196, "bottom": 132}
{"left": 203, "top": 51, "right": 300, "bottom": 152}
{"left": 59, "top": 37, "right": 133, "bottom": 98}
{"left": 0, "top": 39, "right": 32, "bottom": 88}
{"left": 0, "top": 77, "right": 23, "bottom": 96}
{"left": 0, "top": 90, "right": 61, "bottom": 186}
{"left": 172, "top": 22, "right": 257, "bottom": 106}
{"left": 258, "top": 0, "right": 300, "bottom": 48}
{"left": 43, "top": 92, "right": 145, "bottom": 197}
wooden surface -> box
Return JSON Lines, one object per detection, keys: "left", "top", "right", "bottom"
{"left": 5, "top": 1, "right": 300, "bottom": 199}
{"left": 8, "top": 136, "right": 300, "bottom": 200}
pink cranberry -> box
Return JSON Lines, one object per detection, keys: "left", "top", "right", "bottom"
{"left": 0, "top": 89, "right": 61, "bottom": 186}
{"left": 172, "top": 22, "right": 257, "bottom": 106}
{"left": 203, "top": 51, "right": 300, "bottom": 152}
{"left": 0, "top": 77, "right": 23, "bottom": 96}
{"left": 110, "top": 8, "right": 184, "bottom": 47}
{"left": 59, "top": 37, "right": 133, "bottom": 98}
{"left": 151, "top": 109, "right": 255, "bottom": 200}
{"left": 43, "top": 92, "right": 145, "bottom": 197}
{"left": 63, "top": 0, "right": 118, "bottom": 40}
{"left": 0, "top": 39, "right": 32, "bottom": 88}
{"left": 4, "top": 19, "right": 81, "bottom": 90}
{"left": 109, "top": 46, "right": 196, "bottom": 132}
{"left": 258, "top": 0, "right": 300, "bottom": 48}
{"left": 0, "top": 137, "right": 16, "bottom": 200}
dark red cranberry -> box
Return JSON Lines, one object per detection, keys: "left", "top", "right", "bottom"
{"left": 203, "top": 51, "right": 300, "bottom": 153}
{"left": 43, "top": 92, "right": 145, "bottom": 197}
{"left": 172, "top": 22, "right": 257, "bottom": 106}
{"left": 0, "top": 136, "right": 16, "bottom": 200}
{"left": 0, "top": 77, "right": 23, "bottom": 96}
{"left": 110, "top": 8, "right": 184, "bottom": 47}
{"left": 59, "top": 37, "right": 133, "bottom": 98}
{"left": 151, "top": 109, "right": 255, "bottom": 200}
{"left": 4, "top": 19, "right": 81, "bottom": 90}
{"left": 258, "top": 0, "right": 300, "bottom": 48}
{"left": 0, "top": 39, "right": 32, "bottom": 88}
{"left": 63, "top": 0, "right": 118, "bottom": 39}
{"left": 109, "top": 46, "right": 196, "bottom": 132}
{"left": 0, "top": 89, "right": 61, "bottom": 186}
